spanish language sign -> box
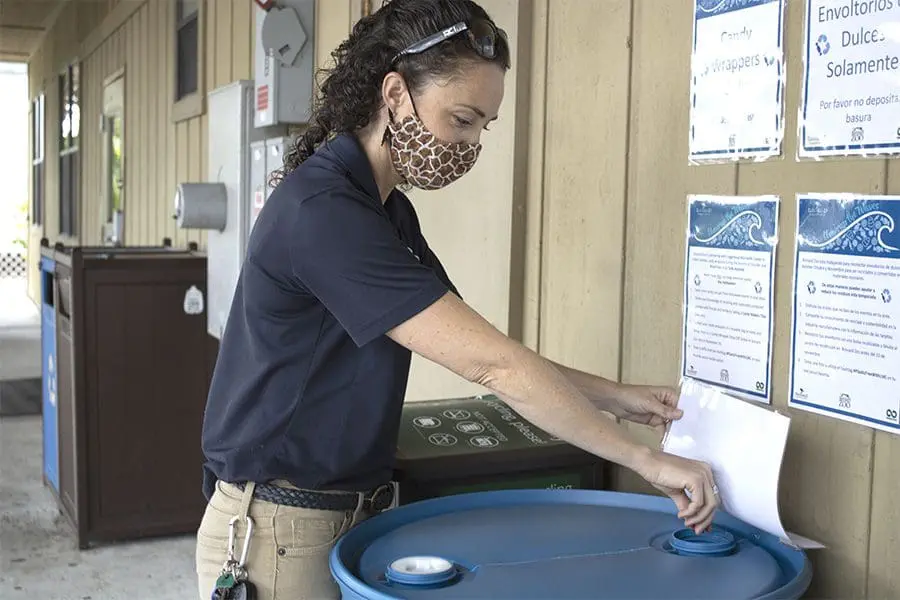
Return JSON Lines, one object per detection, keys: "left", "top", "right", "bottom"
{"left": 799, "top": 0, "right": 900, "bottom": 158}
{"left": 682, "top": 195, "right": 779, "bottom": 403}
{"left": 790, "top": 194, "right": 900, "bottom": 435}
{"left": 689, "top": 0, "right": 785, "bottom": 162}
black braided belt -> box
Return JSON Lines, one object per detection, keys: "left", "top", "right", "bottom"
{"left": 234, "top": 481, "right": 395, "bottom": 512}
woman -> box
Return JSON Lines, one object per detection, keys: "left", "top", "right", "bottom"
{"left": 195, "top": 1, "right": 720, "bottom": 598}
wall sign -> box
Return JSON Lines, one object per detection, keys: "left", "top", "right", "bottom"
{"left": 798, "top": 0, "right": 900, "bottom": 158}
{"left": 689, "top": 0, "right": 786, "bottom": 163}
{"left": 682, "top": 194, "right": 780, "bottom": 403}
{"left": 790, "top": 194, "right": 900, "bottom": 434}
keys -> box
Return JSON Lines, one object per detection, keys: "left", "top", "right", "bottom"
{"left": 213, "top": 577, "right": 257, "bottom": 600}
{"left": 211, "top": 572, "right": 235, "bottom": 600}
{"left": 230, "top": 581, "right": 257, "bottom": 600}
{"left": 210, "top": 515, "right": 256, "bottom": 600}
{"left": 213, "top": 579, "right": 256, "bottom": 600}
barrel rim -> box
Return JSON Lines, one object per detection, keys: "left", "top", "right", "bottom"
{"left": 329, "top": 489, "right": 813, "bottom": 600}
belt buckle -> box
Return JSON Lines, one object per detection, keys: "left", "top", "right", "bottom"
{"left": 368, "top": 482, "right": 398, "bottom": 512}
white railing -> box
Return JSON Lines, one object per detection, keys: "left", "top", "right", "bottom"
{"left": 0, "top": 248, "right": 27, "bottom": 279}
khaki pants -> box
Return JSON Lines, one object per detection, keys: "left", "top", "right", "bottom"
{"left": 195, "top": 481, "right": 370, "bottom": 600}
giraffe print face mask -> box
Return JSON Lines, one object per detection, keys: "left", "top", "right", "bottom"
{"left": 386, "top": 112, "right": 482, "bottom": 190}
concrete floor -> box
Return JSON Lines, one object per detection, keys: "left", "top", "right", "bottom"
{"left": 1, "top": 279, "right": 199, "bottom": 599}
{"left": 0, "top": 415, "right": 199, "bottom": 599}
{"left": 0, "top": 278, "right": 41, "bottom": 381}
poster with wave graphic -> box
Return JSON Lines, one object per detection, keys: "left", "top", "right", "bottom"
{"left": 789, "top": 194, "right": 900, "bottom": 434}
{"left": 682, "top": 194, "right": 779, "bottom": 403}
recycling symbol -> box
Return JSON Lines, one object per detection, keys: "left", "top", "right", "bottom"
{"left": 815, "top": 34, "right": 830, "bottom": 56}
{"left": 48, "top": 354, "right": 57, "bottom": 408}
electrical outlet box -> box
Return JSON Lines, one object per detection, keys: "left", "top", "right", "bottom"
{"left": 254, "top": 1, "right": 315, "bottom": 128}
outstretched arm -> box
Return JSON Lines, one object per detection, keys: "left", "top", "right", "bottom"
{"left": 387, "top": 291, "right": 719, "bottom": 533}
{"left": 548, "top": 362, "right": 683, "bottom": 429}
{"left": 389, "top": 293, "right": 648, "bottom": 469}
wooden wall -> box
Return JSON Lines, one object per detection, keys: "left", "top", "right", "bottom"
{"left": 24, "top": 0, "right": 900, "bottom": 597}
{"left": 532, "top": 1, "right": 900, "bottom": 598}
{"left": 26, "top": 0, "right": 112, "bottom": 298}
{"left": 25, "top": 0, "right": 363, "bottom": 292}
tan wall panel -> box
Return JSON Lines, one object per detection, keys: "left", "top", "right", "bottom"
{"left": 619, "top": 0, "right": 738, "bottom": 491}
{"left": 162, "top": 0, "right": 177, "bottom": 247}
{"left": 82, "top": 49, "right": 98, "bottom": 247}
{"left": 215, "top": 0, "right": 233, "bottom": 89}
{"left": 232, "top": 0, "right": 253, "bottom": 81}
{"left": 521, "top": 0, "right": 548, "bottom": 352}
{"left": 868, "top": 157, "right": 900, "bottom": 598}
{"left": 147, "top": 0, "right": 161, "bottom": 247}
{"left": 733, "top": 1, "right": 882, "bottom": 596}
{"left": 186, "top": 116, "right": 204, "bottom": 249}
{"left": 538, "top": 0, "right": 631, "bottom": 377}
{"left": 45, "top": 64, "right": 61, "bottom": 246}
{"left": 315, "top": 0, "right": 351, "bottom": 71}
{"left": 623, "top": 0, "right": 737, "bottom": 389}
{"left": 159, "top": 2, "right": 178, "bottom": 244}
{"left": 123, "top": 10, "right": 138, "bottom": 243}
{"left": 174, "top": 120, "right": 188, "bottom": 247}
{"left": 137, "top": 5, "right": 149, "bottom": 244}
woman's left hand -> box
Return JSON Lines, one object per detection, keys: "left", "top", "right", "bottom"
{"left": 613, "top": 384, "right": 683, "bottom": 431}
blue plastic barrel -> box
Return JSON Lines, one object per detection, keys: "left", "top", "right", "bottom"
{"left": 39, "top": 253, "right": 59, "bottom": 493}
{"left": 330, "top": 489, "right": 812, "bottom": 599}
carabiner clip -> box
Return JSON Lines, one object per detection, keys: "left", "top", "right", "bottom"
{"left": 227, "top": 514, "right": 255, "bottom": 574}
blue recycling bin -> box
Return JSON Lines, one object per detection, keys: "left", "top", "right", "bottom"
{"left": 330, "top": 489, "right": 812, "bottom": 599}
{"left": 39, "top": 249, "right": 59, "bottom": 493}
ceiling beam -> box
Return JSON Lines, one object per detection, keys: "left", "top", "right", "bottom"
{"left": 2, "top": 24, "right": 45, "bottom": 31}
{"left": 0, "top": 51, "right": 30, "bottom": 63}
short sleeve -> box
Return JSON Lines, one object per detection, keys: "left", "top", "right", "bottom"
{"left": 386, "top": 190, "right": 462, "bottom": 300}
{"left": 420, "top": 246, "right": 461, "bottom": 300}
{"left": 290, "top": 190, "right": 450, "bottom": 347}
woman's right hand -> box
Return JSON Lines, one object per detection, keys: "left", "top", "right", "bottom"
{"left": 634, "top": 448, "right": 720, "bottom": 534}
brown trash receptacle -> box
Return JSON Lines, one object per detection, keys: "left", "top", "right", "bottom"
{"left": 52, "top": 244, "right": 219, "bottom": 549}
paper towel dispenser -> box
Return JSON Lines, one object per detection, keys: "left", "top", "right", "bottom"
{"left": 173, "top": 182, "right": 228, "bottom": 231}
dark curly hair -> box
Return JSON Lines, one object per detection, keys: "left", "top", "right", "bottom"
{"left": 269, "top": 0, "right": 511, "bottom": 186}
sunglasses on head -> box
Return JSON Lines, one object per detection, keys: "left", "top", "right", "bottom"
{"left": 391, "top": 19, "right": 507, "bottom": 65}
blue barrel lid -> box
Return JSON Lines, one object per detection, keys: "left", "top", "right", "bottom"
{"left": 330, "top": 489, "right": 812, "bottom": 600}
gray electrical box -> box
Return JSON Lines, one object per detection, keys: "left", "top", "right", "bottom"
{"left": 247, "top": 136, "right": 291, "bottom": 233}
{"left": 265, "top": 136, "right": 290, "bottom": 199}
{"left": 254, "top": 1, "right": 315, "bottom": 128}
{"left": 249, "top": 140, "right": 267, "bottom": 233}
{"left": 206, "top": 80, "right": 255, "bottom": 340}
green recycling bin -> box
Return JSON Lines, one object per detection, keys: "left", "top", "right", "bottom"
{"left": 393, "top": 395, "right": 608, "bottom": 504}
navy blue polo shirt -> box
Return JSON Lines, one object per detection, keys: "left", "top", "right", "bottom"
{"left": 200, "top": 133, "right": 458, "bottom": 499}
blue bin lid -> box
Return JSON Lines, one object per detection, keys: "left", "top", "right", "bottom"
{"left": 330, "top": 489, "right": 812, "bottom": 600}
